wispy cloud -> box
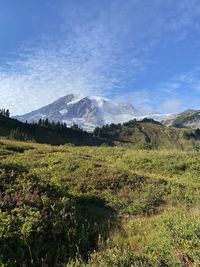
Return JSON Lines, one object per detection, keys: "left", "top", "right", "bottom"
{"left": 0, "top": 1, "right": 145, "bottom": 115}
{"left": 113, "top": 90, "right": 153, "bottom": 113}
{"left": 115, "top": 67, "right": 200, "bottom": 114}
{"left": 161, "top": 69, "right": 200, "bottom": 93}
{"left": 157, "top": 68, "right": 200, "bottom": 112}
{"left": 162, "top": 99, "right": 183, "bottom": 113}
{"left": 0, "top": 0, "right": 200, "bottom": 115}
{"left": 165, "top": 0, "right": 200, "bottom": 35}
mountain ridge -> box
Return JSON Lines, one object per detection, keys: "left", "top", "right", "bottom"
{"left": 13, "top": 94, "right": 200, "bottom": 131}
{"left": 14, "top": 94, "right": 138, "bottom": 131}
{"left": 14, "top": 94, "right": 175, "bottom": 131}
{"left": 163, "top": 109, "right": 200, "bottom": 128}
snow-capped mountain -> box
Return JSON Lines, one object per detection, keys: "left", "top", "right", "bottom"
{"left": 14, "top": 94, "right": 138, "bottom": 131}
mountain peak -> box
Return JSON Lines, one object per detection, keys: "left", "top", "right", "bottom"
{"left": 14, "top": 94, "right": 138, "bottom": 131}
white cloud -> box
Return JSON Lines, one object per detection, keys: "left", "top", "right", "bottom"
{"left": 0, "top": 1, "right": 146, "bottom": 115}
{"left": 0, "top": 0, "right": 200, "bottom": 115}
{"left": 160, "top": 69, "right": 200, "bottom": 94}
{"left": 162, "top": 99, "right": 183, "bottom": 113}
{"left": 113, "top": 90, "right": 153, "bottom": 113}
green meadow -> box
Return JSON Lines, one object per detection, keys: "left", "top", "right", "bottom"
{"left": 0, "top": 137, "right": 200, "bottom": 266}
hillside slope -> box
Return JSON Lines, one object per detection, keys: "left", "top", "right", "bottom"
{"left": 93, "top": 119, "right": 192, "bottom": 149}
{"left": 164, "top": 109, "right": 200, "bottom": 128}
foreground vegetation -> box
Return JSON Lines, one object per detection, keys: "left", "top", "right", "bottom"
{"left": 0, "top": 137, "right": 199, "bottom": 266}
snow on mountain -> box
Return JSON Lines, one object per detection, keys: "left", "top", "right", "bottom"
{"left": 14, "top": 94, "right": 138, "bottom": 131}
{"left": 14, "top": 94, "right": 171, "bottom": 131}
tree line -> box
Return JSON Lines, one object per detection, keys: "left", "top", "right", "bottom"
{"left": 183, "top": 128, "right": 200, "bottom": 140}
{"left": 0, "top": 108, "right": 10, "bottom": 117}
{"left": 32, "top": 118, "right": 83, "bottom": 132}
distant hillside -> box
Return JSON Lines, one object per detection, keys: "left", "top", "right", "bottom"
{"left": 164, "top": 109, "right": 200, "bottom": 128}
{"left": 1, "top": 115, "right": 199, "bottom": 149}
{"left": 93, "top": 118, "right": 196, "bottom": 149}
{"left": 0, "top": 115, "right": 108, "bottom": 146}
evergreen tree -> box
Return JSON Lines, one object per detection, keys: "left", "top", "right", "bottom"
{"left": 44, "top": 118, "right": 49, "bottom": 127}
{"left": 5, "top": 109, "right": 10, "bottom": 117}
{"left": 38, "top": 118, "right": 42, "bottom": 125}
{"left": 0, "top": 108, "right": 10, "bottom": 117}
{"left": 52, "top": 120, "right": 55, "bottom": 128}
{"left": 9, "top": 128, "right": 29, "bottom": 141}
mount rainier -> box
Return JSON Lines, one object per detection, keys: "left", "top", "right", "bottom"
{"left": 14, "top": 94, "right": 139, "bottom": 131}
{"left": 14, "top": 94, "right": 172, "bottom": 131}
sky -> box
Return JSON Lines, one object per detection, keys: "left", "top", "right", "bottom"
{"left": 0, "top": 0, "right": 200, "bottom": 115}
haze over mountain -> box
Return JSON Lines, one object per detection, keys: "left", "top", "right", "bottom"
{"left": 14, "top": 94, "right": 172, "bottom": 131}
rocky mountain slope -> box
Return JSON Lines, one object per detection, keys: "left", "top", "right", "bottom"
{"left": 163, "top": 109, "right": 200, "bottom": 128}
{"left": 14, "top": 94, "right": 138, "bottom": 131}
{"left": 14, "top": 94, "right": 176, "bottom": 131}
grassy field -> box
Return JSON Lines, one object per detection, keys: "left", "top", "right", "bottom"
{"left": 0, "top": 138, "right": 200, "bottom": 266}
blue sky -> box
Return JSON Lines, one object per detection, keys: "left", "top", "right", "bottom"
{"left": 0, "top": 0, "right": 200, "bottom": 115}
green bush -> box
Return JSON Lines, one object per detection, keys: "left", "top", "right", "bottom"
{"left": 0, "top": 162, "right": 116, "bottom": 266}
{"left": 132, "top": 142, "right": 153, "bottom": 150}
